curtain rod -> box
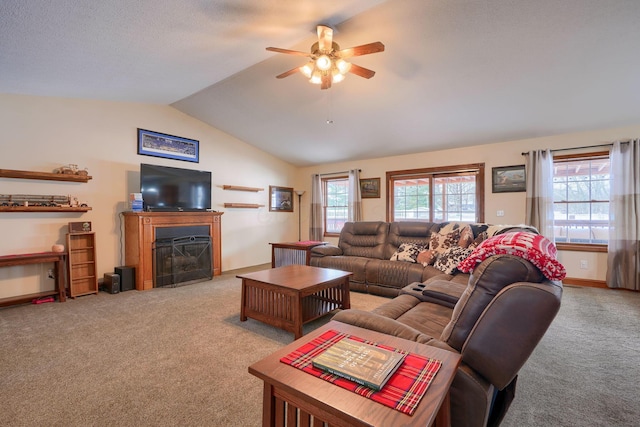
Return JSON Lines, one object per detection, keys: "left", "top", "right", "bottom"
{"left": 521, "top": 141, "right": 630, "bottom": 156}
{"left": 319, "top": 169, "right": 361, "bottom": 176}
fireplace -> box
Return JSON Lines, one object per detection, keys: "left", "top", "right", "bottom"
{"left": 123, "top": 212, "right": 223, "bottom": 291}
{"left": 153, "top": 235, "right": 213, "bottom": 287}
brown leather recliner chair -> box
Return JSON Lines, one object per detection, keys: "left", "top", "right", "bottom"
{"left": 332, "top": 254, "right": 563, "bottom": 427}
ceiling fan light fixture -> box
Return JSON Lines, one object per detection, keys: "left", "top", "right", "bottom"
{"left": 310, "top": 70, "right": 322, "bottom": 85}
{"left": 315, "top": 55, "right": 332, "bottom": 71}
{"left": 335, "top": 58, "right": 351, "bottom": 74}
{"left": 331, "top": 72, "right": 345, "bottom": 84}
{"left": 300, "top": 62, "right": 314, "bottom": 78}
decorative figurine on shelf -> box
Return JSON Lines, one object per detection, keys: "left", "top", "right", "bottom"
{"left": 54, "top": 164, "right": 80, "bottom": 175}
{"left": 76, "top": 168, "right": 89, "bottom": 176}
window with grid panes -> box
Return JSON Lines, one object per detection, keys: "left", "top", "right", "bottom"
{"left": 553, "top": 152, "right": 610, "bottom": 248}
{"left": 387, "top": 164, "right": 484, "bottom": 222}
{"left": 323, "top": 176, "right": 348, "bottom": 236}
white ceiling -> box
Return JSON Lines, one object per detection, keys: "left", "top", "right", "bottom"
{"left": 3, "top": 0, "right": 640, "bottom": 166}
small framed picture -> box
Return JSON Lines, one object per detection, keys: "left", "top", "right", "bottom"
{"left": 269, "top": 186, "right": 294, "bottom": 212}
{"left": 360, "top": 178, "right": 381, "bottom": 198}
{"left": 492, "top": 165, "right": 526, "bottom": 193}
{"left": 137, "top": 128, "right": 199, "bottom": 163}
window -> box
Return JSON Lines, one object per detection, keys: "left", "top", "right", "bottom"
{"left": 387, "top": 164, "right": 485, "bottom": 222}
{"left": 323, "top": 176, "right": 348, "bottom": 236}
{"left": 553, "top": 151, "right": 610, "bottom": 249}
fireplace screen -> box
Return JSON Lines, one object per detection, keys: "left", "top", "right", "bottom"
{"left": 153, "top": 235, "right": 213, "bottom": 287}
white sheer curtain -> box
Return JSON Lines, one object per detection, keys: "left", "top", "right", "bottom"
{"left": 309, "top": 174, "right": 324, "bottom": 241}
{"left": 525, "top": 149, "right": 555, "bottom": 241}
{"left": 606, "top": 139, "right": 640, "bottom": 290}
{"left": 348, "top": 169, "right": 362, "bottom": 222}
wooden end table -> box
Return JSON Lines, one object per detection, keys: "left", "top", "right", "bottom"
{"left": 269, "top": 241, "right": 326, "bottom": 267}
{"left": 238, "top": 265, "right": 352, "bottom": 339}
{"left": 249, "top": 320, "right": 462, "bottom": 427}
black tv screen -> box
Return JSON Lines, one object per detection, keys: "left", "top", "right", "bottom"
{"left": 140, "top": 163, "right": 211, "bottom": 212}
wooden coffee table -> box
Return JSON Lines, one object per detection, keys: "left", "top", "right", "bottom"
{"left": 238, "top": 265, "right": 352, "bottom": 339}
{"left": 249, "top": 320, "right": 462, "bottom": 427}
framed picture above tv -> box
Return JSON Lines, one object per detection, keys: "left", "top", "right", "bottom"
{"left": 137, "top": 128, "right": 199, "bottom": 163}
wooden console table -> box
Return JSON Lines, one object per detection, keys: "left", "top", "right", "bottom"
{"left": 123, "top": 211, "right": 223, "bottom": 290}
{"left": 0, "top": 252, "right": 67, "bottom": 307}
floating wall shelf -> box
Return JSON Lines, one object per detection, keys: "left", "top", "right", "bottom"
{"left": 223, "top": 185, "right": 263, "bottom": 192}
{"left": 224, "top": 203, "right": 264, "bottom": 209}
{"left": 0, "top": 168, "right": 92, "bottom": 183}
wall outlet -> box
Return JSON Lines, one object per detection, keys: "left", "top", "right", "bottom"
{"left": 496, "top": 210, "right": 505, "bottom": 217}
{"left": 580, "top": 260, "right": 588, "bottom": 269}
{"left": 47, "top": 268, "right": 55, "bottom": 279}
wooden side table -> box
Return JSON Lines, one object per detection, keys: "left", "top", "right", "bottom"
{"left": 0, "top": 252, "right": 67, "bottom": 307}
{"left": 269, "top": 241, "right": 326, "bottom": 268}
{"left": 249, "top": 321, "right": 461, "bottom": 427}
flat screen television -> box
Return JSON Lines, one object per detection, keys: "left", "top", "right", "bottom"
{"left": 140, "top": 163, "right": 211, "bottom": 212}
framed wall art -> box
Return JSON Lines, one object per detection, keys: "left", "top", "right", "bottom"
{"left": 492, "top": 165, "right": 526, "bottom": 193}
{"left": 269, "top": 186, "right": 294, "bottom": 212}
{"left": 360, "top": 178, "right": 381, "bottom": 198}
{"left": 137, "top": 128, "right": 199, "bottom": 163}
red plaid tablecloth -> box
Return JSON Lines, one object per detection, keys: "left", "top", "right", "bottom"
{"left": 280, "top": 329, "right": 442, "bottom": 415}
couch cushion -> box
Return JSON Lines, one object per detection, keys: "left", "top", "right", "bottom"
{"left": 385, "top": 221, "right": 438, "bottom": 259}
{"left": 458, "top": 232, "right": 566, "bottom": 281}
{"left": 309, "top": 255, "right": 370, "bottom": 284}
{"left": 365, "top": 258, "right": 425, "bottom": 291}
{"left": 338, "top": 221, "right": 389, "bottom": 259}
{"left": 429, "top": 227, "right": 463, "bottom": 256}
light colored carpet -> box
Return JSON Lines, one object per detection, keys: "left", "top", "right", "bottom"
{"left": 1, "top": 266, "right": 639, "bottom": 426}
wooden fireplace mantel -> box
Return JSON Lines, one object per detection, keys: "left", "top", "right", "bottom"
{"left": 123, "top": 211, "right": 223, "bottom": 290}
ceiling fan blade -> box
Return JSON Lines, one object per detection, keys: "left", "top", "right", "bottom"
{"left": 348, "top": 63, "right": 376, "bottom": 79}
{"left": 317, "top": 25, "right": 333, "bottom": 53}
{"left": 321, "top": 73, "right": 332, "bottom": 90}
{"left": 336, "top": 42, "right": 385, "bottom": 59}
{"left": 275, "top": 67, "right": 302, "bottom": 79}
{"left": 266, "top": 47, "right": 311, "bottom": 57}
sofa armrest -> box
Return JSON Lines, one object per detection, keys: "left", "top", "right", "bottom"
{"left": 311, "top": 244, "right": 343, "bottom": 257}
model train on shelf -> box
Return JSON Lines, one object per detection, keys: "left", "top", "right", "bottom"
{"left": 0, "top": 194, "right": 88, "bottom": 208}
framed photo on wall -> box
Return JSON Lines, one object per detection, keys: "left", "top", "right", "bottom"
{"left": 269, "top": 186, "right": 294, "bottom": 212}
{"left": 360, "top": 178, "right": 381, "bottom": 198}
{"left": 137, "top": 128, "right": 199, "bottom": 163}
{"left": 492, "top": 165, "right": 526, "bottom": 193}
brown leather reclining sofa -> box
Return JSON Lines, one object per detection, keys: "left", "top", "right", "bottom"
{"left": 310, "top": 220, "right": 531, "bottom": 297}
{"left": 312, "top": 221, "right": 563, "bottom": 426}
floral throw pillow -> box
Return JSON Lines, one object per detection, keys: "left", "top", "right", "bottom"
{"left": 457, "top": 232, "right": 566, "bottom": 281}
{"left": 433, "top": 246, "right": 473, "bottom": 274}
{"left": 390, "top": 243, "right": 427, "bottom": 263}
{"left": 429, "top": 228, "right": 462, "bottom": 256}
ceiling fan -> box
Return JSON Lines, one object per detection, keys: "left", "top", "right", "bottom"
{"left": 266, "top": 25, "right": 385, "bottom": 90}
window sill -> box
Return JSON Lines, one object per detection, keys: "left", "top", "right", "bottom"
{"left": 556, "top": 243, "right": 608, "bottom": 253}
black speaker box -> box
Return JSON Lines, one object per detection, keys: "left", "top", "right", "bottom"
{"left": 115, "top": 266, "right": 135, "bottom": 291}
{"left": 101, "top": 273, "right": 120, "bottom": 294}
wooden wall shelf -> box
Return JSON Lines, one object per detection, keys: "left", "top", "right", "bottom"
{"left": 0, "top": 168, "right": 92, "bottom": 183}
{"left": 224, "top": 203, "right": 264, "bottom": 209}
{"left": 0, "top": 206, "right": 91, "bottom": 213}
{"left": 223, "top": 185, "right": 263, "bottom": 192}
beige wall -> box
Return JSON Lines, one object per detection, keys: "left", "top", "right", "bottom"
{"left": 0, "top": 94, "right": 298, "bottom": 298}
{"left": 296, "top": 124, "right": 640, "bottom": 282}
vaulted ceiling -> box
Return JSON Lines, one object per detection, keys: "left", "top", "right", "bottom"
{"left": 3, "top": 0, "right": 640, "bottom": 166}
